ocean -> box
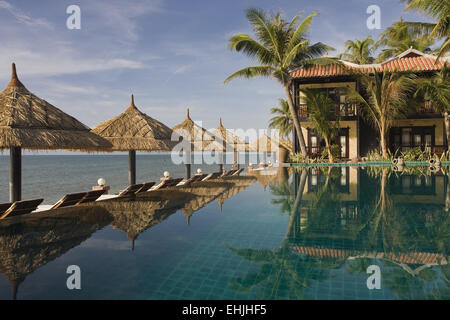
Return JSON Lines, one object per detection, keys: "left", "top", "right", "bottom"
{"left": 0, "top": 153, "right": 264, "bottom": 205}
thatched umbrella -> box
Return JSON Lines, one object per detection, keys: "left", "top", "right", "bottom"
{"left": 92, "top": 95, "right": 178, "bottom": 185}
{"left": 0, "top": 205, "right": 112, "bottom": 299}
{"left": 172, "top": 108, "right": 215, "bottom": 179}
{"left": 216, "top": 176, "right": 256, "bottom": 211}
{"left": 176, "top": 181, "right": 232, "bottom": 224}
{"left": 250, "top": 134, "right": 293, "bottom": 164}
{"left": 205, "top": 118, "right": 249, "bottom": 171}
{"left": 247, "top": 169, "right": 279, "bottom": 190}
{"left": 98, "top": 190, "right": 194, "bottom": 250}
{"left": 0, "top": 63, "right": 112, "bottom": 202}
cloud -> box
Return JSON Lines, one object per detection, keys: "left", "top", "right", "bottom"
{"left": 83, "top": 0, "right": 163, "bottom": 42}
{"left": 0, "top": 0, "right": 52, "bottom": 29}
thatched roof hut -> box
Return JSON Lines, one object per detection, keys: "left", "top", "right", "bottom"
{"left": 0, "top": 205, "right": 112, "bottom": 299}
{"left": 216, "top": 176, "right": 256, "bottom": 211}
{"left": 0, "top": 64, "right": 112, "bottom": 152}
{"left": 246, "top": 169, "right": 279, "bottom": 190}
{"left": 92, "top": 94, "right": 179, "bottom": 185}
{"left": 98, "top": 190, "right": 194, "bottom": 249}
{"left": 249, "top": 134, "right": 278, "bottom": 153}
{"left": 175, "top": 181, "right": 233, "bottom": 224}
{"left": 0, "top": 63, "right": 113, "bottom": 202}
{"left": 92, "top": 95, "right": 177, "bottom": 152}
{"left": 205, "top": 118, "right": 249, "bottom": 152}
{"left": 172, "top": 108, "right": 214, "bottom": 152}
{"left": 250, "top": 134, "right": 293, "bottom": 153}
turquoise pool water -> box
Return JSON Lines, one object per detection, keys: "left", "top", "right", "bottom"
{"left": 0, "top": 166, "right": 449, "bottom": 300}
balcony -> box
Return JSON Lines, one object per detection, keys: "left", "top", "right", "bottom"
{"left": 298, "top": 103, "right": 358, "bottom": 119}
{"left": 416, "top": 101, "right": 439, "bottom": 114}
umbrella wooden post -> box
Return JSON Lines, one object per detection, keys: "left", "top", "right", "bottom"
{"left": 128, "top": 150, "right": 136, "bottom": 185}
{"left": 218, "top": 152, "right": 223, "bottom": 173}
{"left": 9, "top": 147, "right": 21, "bottom": 203}
{"left": 185, "top": 163, "right": 191, "bottom": 180}
{"left": 233, "top": 150, "right": 239, "bottom": 169}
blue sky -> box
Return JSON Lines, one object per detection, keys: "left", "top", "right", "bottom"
{"left": 0, "top": 0, "right": 433, "bottom": 134}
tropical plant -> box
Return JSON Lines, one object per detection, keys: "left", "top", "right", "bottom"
{"left": 338, "top": 36, "right": 376, "bottom": 64}
{"left": 402, "top": 0, "right": 450, "bottom": 59}
{"left": 321, "top": 144, "right": 341, "bottom": 160}
{"left": 301, "top": 88, "right": 340, "bottom": 162}
{"left": 414, "top": 65, "right": 450, "bottom": 149}
{"left": 269, "top": 99, "right": 293, "bottom": 138}
{"left": 224, "top": 8, "right": 336, "bottom": 156}
{"left": 375, "top": 18, "right": 436, "bottom": 61}
{"left": 346, "top": 70, "right": 417, "bottom": 158}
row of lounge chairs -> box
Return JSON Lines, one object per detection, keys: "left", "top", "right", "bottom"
{"left": 0, "top": 168, "right": 245, "bottom": 220}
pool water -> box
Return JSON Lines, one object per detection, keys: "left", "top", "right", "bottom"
{"left": 0, "top": 166, "right": 449, "bottom": 300}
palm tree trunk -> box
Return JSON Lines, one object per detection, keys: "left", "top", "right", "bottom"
{"left": 284, "top": 169, "right": 307, "bottom": 241}
{"left": 284, "top": 84, "right": 307, "bottom": 156}
{"left": 380, "top": 122, "right": 388, "bottom": 159}
{"left": 444, "top": 112, "right": 450, "bottom": 151}
{"left": 324, "top": 137, "right": 334, "bottom": 163}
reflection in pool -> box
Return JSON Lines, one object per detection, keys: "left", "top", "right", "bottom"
{"left": 0, "top": 167, "right": 449, "bottom": 300}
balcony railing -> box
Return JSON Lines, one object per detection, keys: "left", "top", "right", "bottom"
{"left": 417, "top": 101, "right": 439, "bottom": 114}
{"left": 298, "top": 103, "right": 358, "bottom": 119}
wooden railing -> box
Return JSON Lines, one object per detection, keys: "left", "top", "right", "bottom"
{"left": 298, "top": 103, "right": 358, "bottom": 119}
{"left": 417, "top": 101, "right": 439, "bottom": 114}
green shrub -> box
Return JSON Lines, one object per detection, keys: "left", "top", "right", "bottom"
{"left": 321, "top": 144, "right": 341, "bottom": 159}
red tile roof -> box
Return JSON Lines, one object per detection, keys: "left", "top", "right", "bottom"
{"left": 291, "top": 52, "right": 448, "bottom": 79}
{"left": 291, "top": 245, "right": 448, "bottom": 265}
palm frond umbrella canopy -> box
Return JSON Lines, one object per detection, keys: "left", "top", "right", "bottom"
{"left": 250, "top": 134, "right": 293, "bottom": 164}
{"left": 205, "top": 118, "right": 249, "bottom": 171}
{"left": 172, "top": 108, "right": 215, "bottom": 179}
{"left": 177, "top": 181, "right": 232, "bottom": 225}
{"left": 98, "top": 190, "right": 193, "bottom": 250}
{"left": 92, "top": 94, "right": 179, "bottom": 185}
{"left": 0, "top": 205, "right": 112, "bottom": 299}
{"left": 0, "top": 64, "right": 112, "bottom": 202}
{"left": 249, "top": 134, "right": 278, "bottom": 153}
{"left": 216, "top": 176, "right": 256, "bottom": 211}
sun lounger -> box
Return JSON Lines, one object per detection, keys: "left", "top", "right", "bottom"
{"left": 51, "top": 192, "right": 90, "bottom": 210}
{"left": 117, "top": 184, "right": 144, "bottom": 197}
{"left": 0, "top": 202, "right": 13, "bottom": 216}
{"left": 0, "top": 198, "right": 44, "bottom": 220}
{"left": 151, "top": 178, "right": 184, "bottom": 190}
{"left": 221, "top": 169, "right": 237, "bottom": 177}
{"left": 232, "top": 168, "right": 244, "bottom": 176}
{"left": 179, "top": 174, "right": 208, "bottom": 186}
{"left": 202, "top": 172, "right": 222, "bottom": 181}
{"left": 50, "top": 190, "right": 106, "bottom": 210}
{"left": 78, "top": 190, "right": 106, "bottom": 204}
{"left": 135, "top": 181, "right": 156, "bottom": 194}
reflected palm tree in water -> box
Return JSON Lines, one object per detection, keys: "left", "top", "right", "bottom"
{"left": 225, "top": 169, "right": 345, "bottom": 299}
{"left": 227, "top": 166, "right": 450, "bottom": 299}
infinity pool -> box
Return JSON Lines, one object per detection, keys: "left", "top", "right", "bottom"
{"left": 0, "top": 166, "right": 449, "bottom": 300}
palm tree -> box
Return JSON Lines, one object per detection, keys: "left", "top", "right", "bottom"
{"left": 375, "top": 19, "right": 435, "bottom": 62}
{"left": 224, "top": 8, "right": 335, "bottom": 156}
{"left": 415, "top": 66, "right": 450, "bottom": 149}
{"left": 346, "top": 70, "right": 417, "bottom": 158}
{"left": 300, "top": 88, "right": 339, "bottom": 162}
{"left": 269, "top": 99, "right": 292, "bottom": 139}
{"left": 402, "top": 0, "right": 450, "bottom": 58}
{"left": 338, "top": 36, "right": 375, "bottom": 64}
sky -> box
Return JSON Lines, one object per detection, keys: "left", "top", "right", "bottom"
{"left": 0, "top": 0, "right": 434, "bottom": 140}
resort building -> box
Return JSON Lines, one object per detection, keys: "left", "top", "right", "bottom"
{"left": 290, "top": 49, "right": 449, "bottom": 159}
